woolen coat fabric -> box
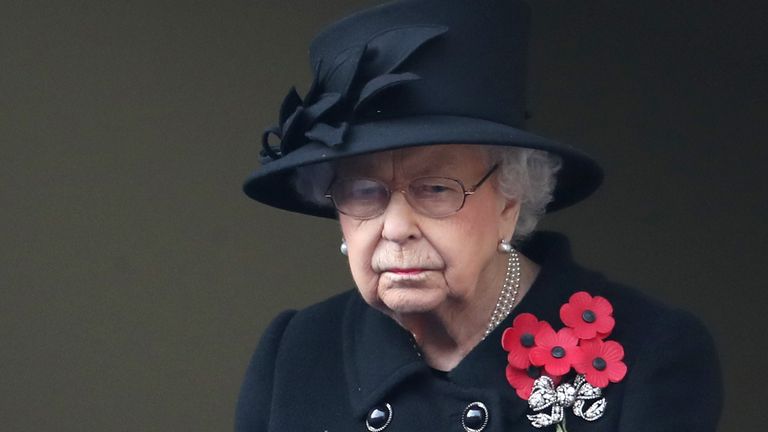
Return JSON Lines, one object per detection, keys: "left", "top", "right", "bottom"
{"left": 235, "top": 232, "right": 722, "bottom": 431}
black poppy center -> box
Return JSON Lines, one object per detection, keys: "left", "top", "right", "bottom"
{"left": 592, "top": 357, "right": 607, "bottom": 371}
{"left": 582, "top": 310, "right": 597, "bottom": 323}
{"left": 520, "top": 333, "right": 535, "bottom": 348}
{"left": 526, "top": 365, "right": 541, "bottom": 379}
{"left": 551, "top": 346, "right": 566, "bottom": 359}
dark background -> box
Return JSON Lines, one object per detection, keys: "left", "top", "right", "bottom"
{"left": 2, "top": 0, "right": 766, "bottom": 430}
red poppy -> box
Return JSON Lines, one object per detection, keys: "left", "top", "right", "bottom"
{"left": 501, "top": 313, "right": 547, "bottom": 369}
{"left": 529, "top": 324, "right": 580, "bottom": 376}
{"left": 506, "top": 364, "right": 561, "bottom": 400}
{"left": 560, "top": 291, "right": 615, "bottom": 339}
{"left": 573, "top": 338, "right": 627, "bottom": 388}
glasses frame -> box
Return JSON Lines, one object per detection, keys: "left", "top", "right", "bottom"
{"left": 325, "top": 164, "right": 499, "bottom": 220}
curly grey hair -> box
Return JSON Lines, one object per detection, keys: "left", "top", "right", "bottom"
{"left": 293, "top": 146, "right": 562, "bottom": 242}
{"left": 485, "top": 147, "right": 562, "bottom": 241}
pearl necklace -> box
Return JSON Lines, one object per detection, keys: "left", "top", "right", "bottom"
{"left": 483, "top": 248, "right": 521, "bottom": 339}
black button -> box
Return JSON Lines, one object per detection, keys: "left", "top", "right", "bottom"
{"left": 366, "top": 403, "right": 392, "bottom": 432}
{"left": 462, "top": 402, "right": 489, "bottom": 432}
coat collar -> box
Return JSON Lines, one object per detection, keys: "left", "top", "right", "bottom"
{"left": 342, "top": 232, "right": 606, "bottom": 418}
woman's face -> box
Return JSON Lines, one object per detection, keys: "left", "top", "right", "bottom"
{"left": 336, "top": 144, "right": 520, "bottom": 317}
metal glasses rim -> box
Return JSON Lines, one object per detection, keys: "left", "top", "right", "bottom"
{"left": 324, "top": 164, "right": 498, "bottom": 219}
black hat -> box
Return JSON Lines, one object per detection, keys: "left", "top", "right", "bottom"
{"left": 243, "top": 0, "right": 602, "bottom": 218}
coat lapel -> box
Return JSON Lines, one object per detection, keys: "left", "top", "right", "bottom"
{"left": 342, "top": 293, "right": 428, "bottom": 418}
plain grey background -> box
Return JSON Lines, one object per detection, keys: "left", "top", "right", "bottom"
{"left": 2, "top": 0, "right": 766, "bottom": 430}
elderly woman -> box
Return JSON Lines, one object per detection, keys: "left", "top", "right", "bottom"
{"left": 236, "top": 0, "right": 722, "bottom": 431}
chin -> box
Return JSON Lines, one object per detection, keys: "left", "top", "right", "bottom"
{"left": 378, "top": 286, "right": 447, "bottom": 315}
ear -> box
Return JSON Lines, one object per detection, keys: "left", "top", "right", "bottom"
{"left": 498, "top": 197, "right": 521, "bottom": 240}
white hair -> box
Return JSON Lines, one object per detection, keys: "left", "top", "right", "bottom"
{"left": 292, "top": 146, "right": 562, "bottom": 242}
{"left": 485, "top": 146, "right": 562, "bottom": 242}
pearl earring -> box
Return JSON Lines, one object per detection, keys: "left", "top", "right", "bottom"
{"left": 340, "top": 239, "right": 348, "bottom": 256}
{"left": 498, "top": 239, "right": 512, "bottom": 253}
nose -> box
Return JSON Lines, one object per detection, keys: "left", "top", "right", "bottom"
{"left": 380, "top": 191, "right": 421, "bottom": 244}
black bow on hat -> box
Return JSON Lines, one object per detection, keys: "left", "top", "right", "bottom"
{"left": 261, "top": 25, "right": 448, "bottom": 162}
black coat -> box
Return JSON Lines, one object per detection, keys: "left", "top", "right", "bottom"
{"left": 235, "top": 232, "right": 722, "bottom": 431}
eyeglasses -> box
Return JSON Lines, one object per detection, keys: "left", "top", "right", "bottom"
{"left": 325, "top": 164, "right": 499, "bottom": 219}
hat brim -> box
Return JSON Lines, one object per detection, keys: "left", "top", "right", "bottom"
{"left": 243, "top": 115, "right": 602, "bottom": 218}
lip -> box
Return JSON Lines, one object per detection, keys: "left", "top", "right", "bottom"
{"left": 386, "top": 268, "right": 428, "bottom": 275}
{"left": 382, "top": 269, "right": 431, "bottom": 283}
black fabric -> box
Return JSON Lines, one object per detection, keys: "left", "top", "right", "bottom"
{"left": 242, "top": 0, "right": 603, "bottom": 218}
{"left": 235, "top": 232, "right": 723, "bottom": 431}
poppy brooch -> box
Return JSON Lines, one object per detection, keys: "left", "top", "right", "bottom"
{"left": 501, "top": 292, "right": 627, "bottom": 431}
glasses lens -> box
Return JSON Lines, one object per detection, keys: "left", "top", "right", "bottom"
{"left": 408, "top": 177, "right": 464, "bottom": 217}
{"left": 330, "top": 178, "right": 389, "bottom": 218}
